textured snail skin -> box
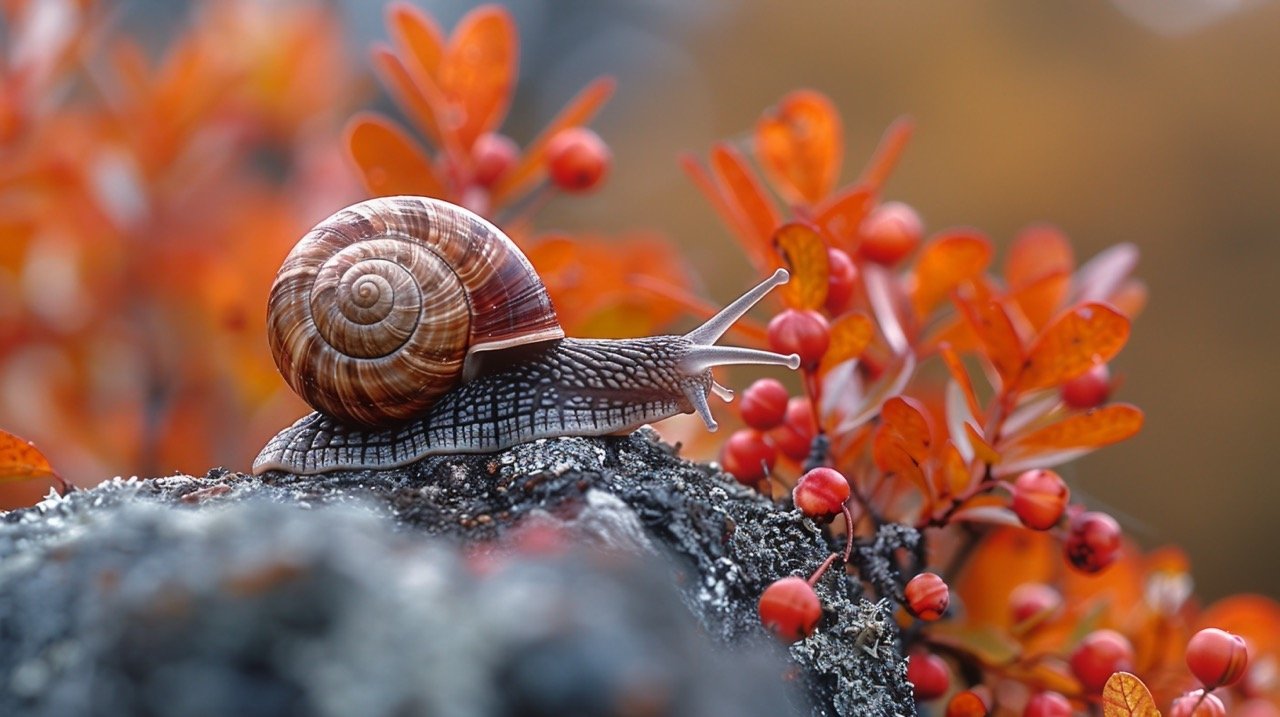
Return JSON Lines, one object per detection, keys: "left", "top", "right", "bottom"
{"left": 254, "top": 336, "right": 710, "bottom": 475}
{"left": 254, "top": 195, "right": 800, "bottom": 475}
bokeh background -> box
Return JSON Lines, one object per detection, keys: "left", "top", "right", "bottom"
{"left": 2, "top": 0, "right": 1277, "bottom": 602}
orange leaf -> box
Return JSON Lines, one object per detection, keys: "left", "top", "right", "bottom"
{"left": 755, "top": 90, "right": 842, "bottom": 206}
{"left": 0, "top": 428, "right": 58, "bottom": 486}
{"left": 819, "top": 312, "right": 874, "bottom": 374}
{"left": 935, "top": 440, "right": 972, "bottom": 500}
{"left": 711, "top": 144, "right": 781, "bottom": 250}
{"left": 1007, "top": 403, "right": 1144, "bottom": 453}
{"left": 1005, "top": 224, "right": 1074, "bottom": 290}
{"left": 387, "top": 2, "right": 444, "bottom": 80}
{"left": 1008, "top": 271, "right": 1070, "bottom": 334}
{"left": 872, "top": 396, "right": 932, "bottom": 494}
{"left": 1016, "top": 303, "right": 1130, "bottom": 393}
{"left": 1110, "top": 278, "right": 1148, "bottom": 319}
{"left": 370, "top": 45, "right": 447, "bottom": 148}
{"left": 1102, "top": 672, "right": 1161, "bottom": 717}
{"left": 772, "top": 223, "right": 828, "bottom": 309}
{"left": 873, "top": 434, "right": 928, "bottom": 497}
{"left": 492, "top": 76, "right": 614, "bottom": 203}
{"left": 883, "top": 397, "right": 932, "bottom": 456}
{"left": 957, "top": 297, "right": 1024, "bottom": 385}
{"left": 858, "top": 115, "right": 914, "bottom": 192}
{"left": 910, "top": 231, "right": 992, "bottom": 319}
{"left": 965, "top": 422, "right": 1001, "bottom": 465}
{"left": 437, "top": 5, "right": 517, "bottom": 148}
{"left": 940, "top": 345, "right": 982, "bottom": 422}
{"left": 814, "top": 185, "right": 873, "bottom": 252}
{"left": 345, "top": 114, "right": 447, "bottom": 197}
{"left": 953, "top": 528, "right": 1058, "bottom": 629}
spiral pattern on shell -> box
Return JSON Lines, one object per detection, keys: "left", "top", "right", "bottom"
{"left": 267, "top": 196, "right": 564, "bottom": 427}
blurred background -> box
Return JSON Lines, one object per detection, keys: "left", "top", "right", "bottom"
{"left": 1, "top": 0, "right": 1277, "bottom": 602}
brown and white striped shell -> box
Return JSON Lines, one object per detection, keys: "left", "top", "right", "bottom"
{"left": 267, "top": 196, "right": 564, "bottom": 427}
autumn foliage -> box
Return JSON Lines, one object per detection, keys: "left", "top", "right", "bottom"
{"left": 1, "top": 2, "right": 1276, "bottom": 715}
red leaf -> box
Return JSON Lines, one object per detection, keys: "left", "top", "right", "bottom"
{"left": 370, "top": 45, "right": 448, "bottom": 149}
{"left": 755, "top": 90, "right": 842, "bottom": 206}
{"left": 1016, "top": 303, "right": 1130, "bottom": 393}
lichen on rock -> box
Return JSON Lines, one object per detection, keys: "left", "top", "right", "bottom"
{"left": 0, "top": 430, "right": 914, "bottom": 716}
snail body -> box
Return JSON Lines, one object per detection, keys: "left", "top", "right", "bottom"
{"left": 253, "top": 196, "right": 798, "bottom": 475}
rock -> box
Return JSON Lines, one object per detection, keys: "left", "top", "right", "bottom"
{"left": 0, "top": 430, "right": 914, "bottom": 716}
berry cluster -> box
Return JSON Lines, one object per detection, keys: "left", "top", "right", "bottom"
{"left": 686, "top": 90, "right": 1272, "bottom": 715}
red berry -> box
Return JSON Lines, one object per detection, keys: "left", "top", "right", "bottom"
{"left": 720, "top": 429, "right": 776, "bottom": 485}
{"left": 1069, "top": 629, "right": 1135, "bottom": 693}
{"left": 945, "top": 688, "right": 990, "bottom": 717}
{"left": 770, "top": 396, "right": 818, "bottom": 461}
{"left": 1065, "top": 511, "right": 1122, "bottom": 573}
{"left": 740, "top": 378, "right": 790, "bottom": 430}
{"left": 1186, "top": 627, "right": 1249, "bottom": 689}
{"left": 907, "top": 649, "right": 950, "bottom": 701}
{"left": 904, "top": 572, "right": 950, "bottom": 621}
{"left": 1023, "top": 691, "right": 1072, "bottom": 717}
{"left": 859, "top": 201, "right": 923, "bottom": 265}
{"left": 1011, "top": 469, "right": 1070, "bottom": 530}
{"left": 1170, "top": 690, "right": 1227, "bottom": 717}
{"left": 545, "top": 127, "right": 610, "bottom": 192}
{"left": 1061, "top": 362, "right": 1111, "bottom": 410}
{"left": 758, "top": 576, "right": 822, "bottom": 642}
{"left": 793, "top": 467, "right": 851, "bottom": 519}
{"left": 824, "top": 247, "right": 858, "bottom": 315}
{"left": 471, "top": 132, "right": 519, "bottom": 187}
{"left": 1009, "top": 582, "right": 1062, "bottom": 632}
{"left": 767, "top": 309, "right": 830, "bottom": 370}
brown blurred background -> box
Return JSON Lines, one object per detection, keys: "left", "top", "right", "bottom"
{"left": 486, "top": 0, "right": 1280, "bottom": 602}
{"left": 8, "top": 0, "right": 1279, "bottom": 601}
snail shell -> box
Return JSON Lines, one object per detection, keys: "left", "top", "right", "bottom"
{"left": 267, "top": 196, "right": 564, "bottom": 427}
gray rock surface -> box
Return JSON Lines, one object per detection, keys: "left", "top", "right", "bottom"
{"left": 0, "top": 430, "right": 915, "bottom": 716}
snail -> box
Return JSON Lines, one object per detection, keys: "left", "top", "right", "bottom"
{"left": 252, "top": 196, "right": 799, "bottom": 475}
